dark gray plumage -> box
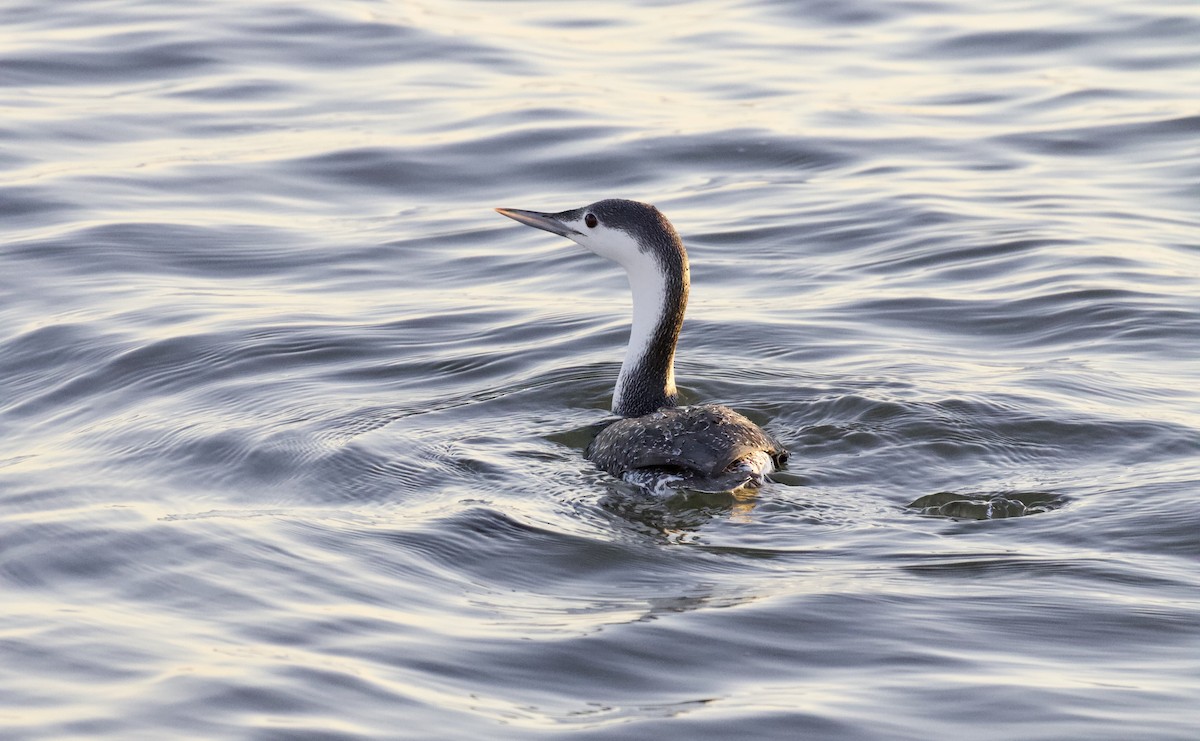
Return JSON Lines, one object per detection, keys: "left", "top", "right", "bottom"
{"left": 495, "top": 198, "right": 788, "bottom": 493}
{"left": 587, "top": 405, "right": 788, "bottom": 492}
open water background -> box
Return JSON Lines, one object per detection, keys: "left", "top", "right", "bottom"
{"left": 2, "top": 0, "right": 1199, "bottom": 738}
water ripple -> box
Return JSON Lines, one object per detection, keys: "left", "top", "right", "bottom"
{"left": 2, "top": 0, "right": 1199, "bottom": 738}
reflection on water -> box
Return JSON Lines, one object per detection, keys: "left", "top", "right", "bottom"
{"left": 599, "top": 486, "right": 761, "bottom": 540}
{"left": 908, "top": 490, "right": 1067, "bottom": 520}
{"left": 2, "top": 0, "right": 1199, "bottom": 738}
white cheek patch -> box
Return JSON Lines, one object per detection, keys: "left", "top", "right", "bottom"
{"left": 574, "top": 226, "right": 644, "bottom": 266}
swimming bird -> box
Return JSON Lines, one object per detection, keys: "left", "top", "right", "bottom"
{"left": 496, "top": 198, "right": 787, "bottom": 493}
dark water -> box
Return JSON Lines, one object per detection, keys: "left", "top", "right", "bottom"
{"left": 3, "top": 0, "right": 1199, "bottom": 738}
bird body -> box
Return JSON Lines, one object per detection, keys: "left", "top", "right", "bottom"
{"left": 496, "top": 198, "right": 787, "bottom": 493}
{"left": 588, "top": 404, "right": 786, "bottom": 493}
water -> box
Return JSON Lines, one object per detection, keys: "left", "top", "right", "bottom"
{"left": 2, "top": 0, "right": 1199, "bottom": 737}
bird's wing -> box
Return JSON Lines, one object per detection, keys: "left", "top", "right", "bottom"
{"left": 587, "top": 405, "right": 785, "bottom": 477}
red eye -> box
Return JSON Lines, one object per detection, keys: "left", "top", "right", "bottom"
{"left": 585, "top": 213, "right": 598, "bottom": 228}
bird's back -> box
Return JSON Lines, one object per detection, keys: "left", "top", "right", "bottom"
{"left": 587, "top": 404, "right": 787, "bottom": 493}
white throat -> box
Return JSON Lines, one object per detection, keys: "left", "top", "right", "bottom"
{"left": 613, "top": 249, "right": 674, "bottom": 413}
{"left": 556, "top": 210, "right": 688, "bottom": 417}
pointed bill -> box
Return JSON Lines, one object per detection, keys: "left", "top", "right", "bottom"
{"left": 495, "top": 207, "right": 582, "bottom": 238}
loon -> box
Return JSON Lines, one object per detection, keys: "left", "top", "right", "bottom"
{"left": 496, "top": 198, "right": 787, "bottom": 494}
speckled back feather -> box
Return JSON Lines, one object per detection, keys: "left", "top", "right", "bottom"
{"left": 586, "top": 404, "right": 787, "bottom": 484}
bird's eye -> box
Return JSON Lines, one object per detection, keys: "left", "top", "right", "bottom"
{"left": 585, "top": 213, "right": 598, "bottom": 228}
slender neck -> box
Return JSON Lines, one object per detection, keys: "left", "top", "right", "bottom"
{"left": 612, "top": 247, "right": 689, "bottom": 417}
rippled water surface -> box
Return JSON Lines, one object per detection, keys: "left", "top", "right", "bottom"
{"left": 3, "top": 0, "right": 1199, "bottom": 738}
